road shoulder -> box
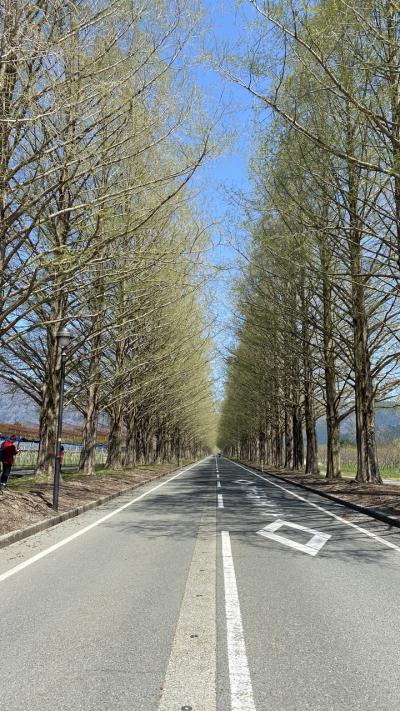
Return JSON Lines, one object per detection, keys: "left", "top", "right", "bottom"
{"left": 0, "top": 461, "right": 195, "bottom": 549}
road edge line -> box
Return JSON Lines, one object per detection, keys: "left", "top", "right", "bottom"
{"left": 232, "top": 461, "right": 400, "bottom": 554}
{"left": 234, "top": 461, "right": 400, "bottom": 529}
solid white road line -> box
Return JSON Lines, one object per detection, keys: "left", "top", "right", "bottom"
{"left": 0, "top": 459, "right": 207, "bottom": 585}
{"left": 221, "top": 531, "right": 256, "bottom": 711}
{"left": 218, "top": 494, "right": 224, "bottom": 509}
{"left": 234, "top": 462, "right": 400, "bottom": 555}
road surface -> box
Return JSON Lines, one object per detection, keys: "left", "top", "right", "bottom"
{"left": 1, "top": 456, "right": 400, "bottom": 710}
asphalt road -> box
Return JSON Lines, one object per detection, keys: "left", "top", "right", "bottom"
{"left": 1, "top": 457, "right": 400, "bottom": 710}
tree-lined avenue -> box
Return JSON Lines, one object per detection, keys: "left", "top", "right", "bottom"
{"left": 0, "top": 458, "right": 400, "bottom": 709}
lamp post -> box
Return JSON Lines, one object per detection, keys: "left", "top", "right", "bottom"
{"left": 53, "top": 327, "right": 71, "bottom": 511}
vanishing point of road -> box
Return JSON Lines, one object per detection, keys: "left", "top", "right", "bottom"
{"left": 1, "top": 457, "right": 400, "bottom": 710}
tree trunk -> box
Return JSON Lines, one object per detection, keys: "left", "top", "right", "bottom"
{"left": 35, "top": 323, "right": 61, "bottom": 480}
{"left": 265, "top": 420, "right": 272, "bottom": 464}
{"left": 79, "top": 381, "right": 99, "bottom": 476}
{"left": 106, "top": 407, "right": 124, "bottom": 470}
{"left": 304, "top": 413, "right": 319, "bottom": 475}
{"left": 321, "top": 246, "right": 341, "bottom": 479}
{"left": 303, "top": 371, "right": 319, "bottom": 475}
{"left": 349, "top": 217, "right": 381, "bottom": 483}
{"left": 124, "top": 414, "right": 137, "bottom": 467}
{"left": 325, "top": 411, "right": 341, "bottom": 480}
{"left": 365, "top": 394, "right": 380, "bottom": 482}
{"left": 36, "top": 378, "right": 58, "bottom": 479}
{"left": 292, "top": 405, "right": 303, "bottom": 470}
{"left": 259, "top": 427, "right": 266, "bottom": 466}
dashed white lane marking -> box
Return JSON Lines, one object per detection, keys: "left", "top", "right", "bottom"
{"left": 234, "top": 462, "right": 400, "bottom": 555}
{"left": 222, "top": 531, "right": 256, "bottom": 711}
{"left": 216, "top": 473, "right": 219, "bottom": 479}
{"left": 217, "top": 481, "right": 221, "bottom": 488}
{"left": 257, "top": 520, "right": 331, "bottom": 556}
{"left": 0, "top": 459, "right": 207, "bottom": 585}
{"left": 218, "top": 494, "right": 224, "bottom": 509}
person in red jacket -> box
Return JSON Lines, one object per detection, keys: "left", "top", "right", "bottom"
{"left": 0, "top": 435, "right": 20, "bottom": 489}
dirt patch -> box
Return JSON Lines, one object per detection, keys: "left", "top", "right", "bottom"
{"left": 0, "top": 463, "right": 188, "bottom": 537}
{"left": 240, "top": 462, "right": 400, "bottom": 521}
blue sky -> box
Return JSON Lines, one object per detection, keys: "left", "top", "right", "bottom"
{"left": 198, "top": 0, "right": 255, "bottom": 219}
{"left": 191, "top": 1, "right": 258, "bottom": 397}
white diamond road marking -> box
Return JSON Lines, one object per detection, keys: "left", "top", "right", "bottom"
{"left": 234, "top": 479, "right": 252, "bottom": 484}
{"left": 257, "top": 519, "right": 331, "bottom": 557}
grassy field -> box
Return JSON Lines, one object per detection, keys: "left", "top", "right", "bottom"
{"left": 8, "top": 459, "right": 187, "bottom": 489}
{"left": 13, "top": 449, "right": 107, "bottom": 469}
{"left": 319, "top": 441, "right": 400, "bottom": 479}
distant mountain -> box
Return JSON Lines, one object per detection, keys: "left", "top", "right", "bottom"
{"left": 374, "top": 408, "right": 400, "bottom": 442}
{"left": 0, "top": 381, "right": 82, "bottom": 427}
{"left": 2, "top": 381, "right": 399, "bottom": 443}
{"left": 317, "top": 407, "right": 400, "bottom": 445}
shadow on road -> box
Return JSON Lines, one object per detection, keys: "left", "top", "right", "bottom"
{"left": 98, "top": 462, "right": 400, "bottom": 568}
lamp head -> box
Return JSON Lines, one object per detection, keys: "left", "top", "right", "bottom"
{"left": 57, "top": 327, "right": 72, "bottom": 350}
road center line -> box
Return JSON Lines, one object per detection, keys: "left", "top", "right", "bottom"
{"left": 221, "top": 531, "right": 256, "bottom": 711}
{"left": 233, "top": 462, "right": 400, "bottom": 554}
{"left": 0, "top": 459, "right": 207, "bottom": 585}
{"left": 218, "top": 493, "right": 224, "bottom": 509}
{"left": 158, "top": 509, "right": 216, "bottom": 711}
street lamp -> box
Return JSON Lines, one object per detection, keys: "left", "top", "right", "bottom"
{"left": 53, "top": 327, "right": 72, "bottom": 511}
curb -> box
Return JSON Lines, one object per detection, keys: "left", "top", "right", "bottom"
{"left": 0, "top": 464, "right": 190, "bottom": 550}
{"left": 239, "top": 462, "right": 400, "bottom": 529}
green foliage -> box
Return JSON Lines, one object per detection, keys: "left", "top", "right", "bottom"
{"left": 0, "top": 0, "right": 216, "bottom": 471}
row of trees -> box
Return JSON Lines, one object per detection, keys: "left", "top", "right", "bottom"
{"left": 218, "top": 0, "right": 400, "bottom": 483}
{"left": 0, "top": 0, "right": 216, "bottom": 477}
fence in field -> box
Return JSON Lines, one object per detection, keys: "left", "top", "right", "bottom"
{"left": 319, "top": 441, "right": 400, "bottom": 476}
{"left": 3, "top": 440, "right": 108, "bottom": 468}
